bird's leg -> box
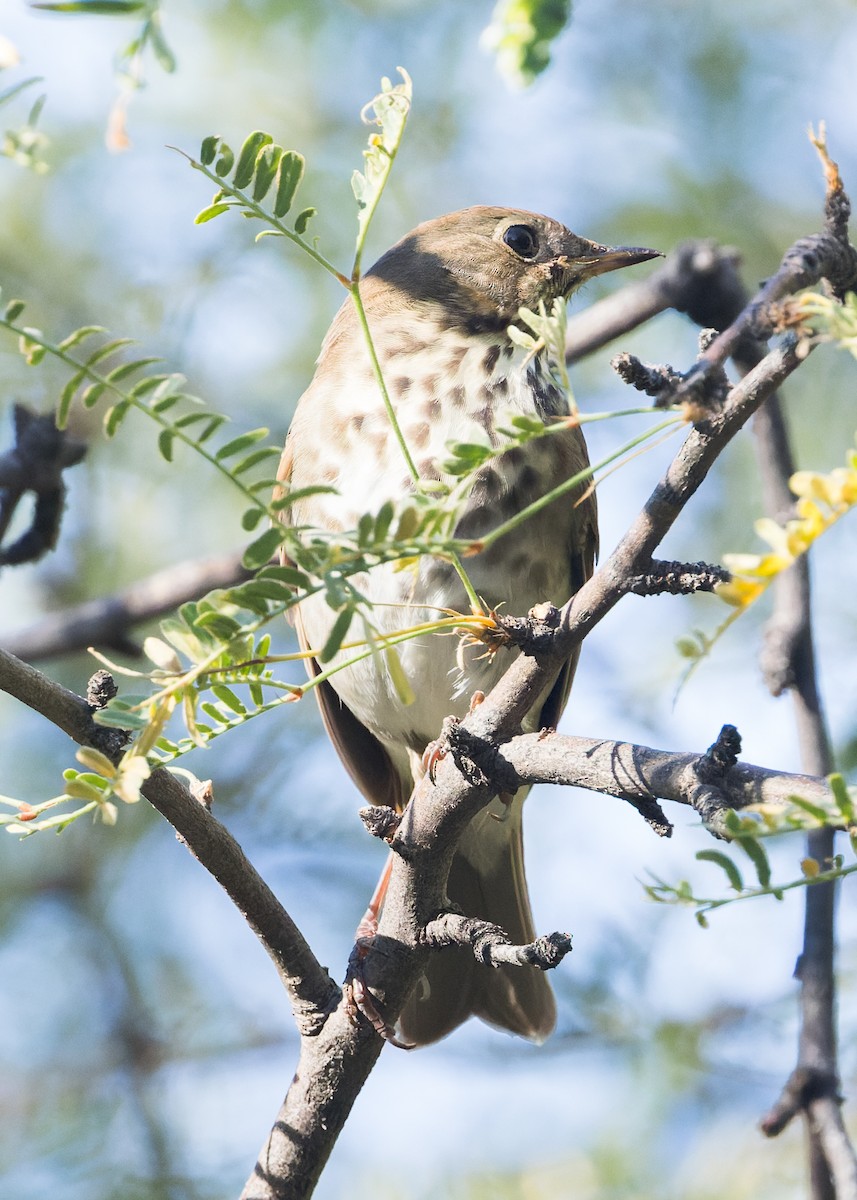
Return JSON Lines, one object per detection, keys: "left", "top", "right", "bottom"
{"left": 356, "top": 850, "right": 393, "bottom": 942}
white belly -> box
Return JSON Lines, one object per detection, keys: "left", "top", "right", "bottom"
{"left": 288, "top": 320, "right": 589, "bottom": 761}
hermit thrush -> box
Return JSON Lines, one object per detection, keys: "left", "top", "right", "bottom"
{"left": 279, "top": 207, "right": 658, "bottom": 1045}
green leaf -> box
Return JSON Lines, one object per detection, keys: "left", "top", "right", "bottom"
{"left": 357, "top": 512, "right": 374, "bottom": 546}
{"left": 200, "top": 703, "right": 227, "bottom": 727}
{"left": 19, "top": 333, "right": 47, "bottom": 365}
{"left": 273, "top": 151, "right": 305, "bottom": 217}
{"left": 483, "top": 0, "right": 573, "bottom": 87}
{"left": 81, "top": 382, "right": 106, "bottom": 408}
{"left": 270, "top": 484, "right": 337, "bottom": 510}
{"left": 195, "top": 202, "right": 231, "bottom": 225}
{"left": 395, "top": 506, "right": 421, "bottom": 541}
{"left": 84, "top": 337, "right": 135, "bottom": 365}
{"left": 103, "top": 399, "right": 132, "bottom": 436}
{"left": 696, "top": 849, "right": 744, "bottom": 892}
{"left": 195, "top": 137, "right": 218, "bottom": 168}
{"left": 294, "top": 206, "right": 316, "bottom": 235}
{"left": 106, "top": 357, "right": 160, "bottom": 383}
{"left": 196, "top": 415, "right": 230, "bottom": 443}
{"left": 829, "top": 773, "right": 855, "bottom": 824}
{"left": 442, "top": 440, "right": 493, "bottom": 473}
{"left": 787, "top": 794, "right": 831, "bottom": 824}
{"left": 160, "top": 619, "right": 206, "bottom": 662}
{"left": 58, "top": 370, "right": 85, "bottom": 427}
{"left": 31, "top": 1, "right": 147, "bottom": 12}
{"left": 232, "top": 446, "right": 281, "bottom": 475}
{"left": 249, "top": 476, "right": 283, "bottom": 494}
{"left": 385, "top": 645, "right": 414, "bottom": 705}
{"left": 147, "top": 16, "right": 177, "bottom": 73}
{"left": 193, "top": 612, "right": 242, "bottom": 639}
{"left": 233, "top": 131, "right": 273, "bottom": 189}
{"left": 258, "top": 564, "right": 311, "bottom": 589}
{"left": 318, "top": 607, "right": 353, "bottom": 663}
{"left": 252, "top": 143, "right": 283, "bottom": 201}
{"left": 200, "top": 135, "right": 220, "bottom": 166}
{"left": 216, "top": 428, "right": 270, "bottom": 460}
{"left": 64, "top": 778, "right": 105, "bottom": 803}
{"left": 214, "top": 145, "right": 234, "bottom": 177}
{"left": 243, "top": 525, "right": 287, "bottom": 570}
{"left": 128, "top": 372, "right": 172, "bottom": 398}
{"left": 227, "top": 579, "right": 291, "bottom": 606}
{"left": 242, "top": 507, "right": 265, "bottom": 531}
{"left": 373, "top": 500, "right": 395, "bottom": 543}
{"left": 56, "top": 324, "right": 106, "bottom": 351}
{"left": 92, "top": 700, "right": 148, "bottom": 730}
{"left": 736, "top": 837, "right": 771, "bottom": 887}
{"left": 158, "top": 429, "right": 175, "bottom": 461}
{"left": 151, "top": 394, "right": 180, "bottom": 414}
{"left": 211, "top": 685, "right": 246, "bottom": 714}
{"left": 3, "top": 299, "right": 25, "bottom": 322}
{"left": 173, "top": 411, "right": 214, "bottom": 430}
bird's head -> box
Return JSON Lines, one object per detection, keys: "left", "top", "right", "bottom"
{"left": 365, "top": 206, "right": 661, "bottom": 334}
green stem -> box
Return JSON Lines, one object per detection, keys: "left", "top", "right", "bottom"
{"left": 348, "top": 280, "right": 420, "bottom": 484}
{"left": 697, "top": 860, "right": 857, "bottom": 915}
{"left": 0, "top": 316, "right": 286, "bottom": 518}
{"left": 475, "top": 416, "right": 684, "bottom": 551}
{"left": 171, "top": 149, "right": 351, "bottom": 286}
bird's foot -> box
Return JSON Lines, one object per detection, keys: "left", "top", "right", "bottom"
{"left": 344, "top": 936, "right": 414, "bottom": 1049}
{"left": 421, "top": 720, "right": 456, "bottom": 782}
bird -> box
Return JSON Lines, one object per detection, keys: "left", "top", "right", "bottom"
{"left": 278, "top": 207, "right": 659, "bottom": 1045}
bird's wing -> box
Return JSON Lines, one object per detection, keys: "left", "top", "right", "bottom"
{"left": 277, "top": 430, "right": 410, "bottom": 813}
{"left": 297, "top": 619, "right": 410, "bottom": 813}
{"left": 538, "top": 451, "right": 599, "bottom": 731}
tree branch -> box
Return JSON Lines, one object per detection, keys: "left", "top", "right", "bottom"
{"left": 668, "top": 146, "right": 857, "bottom": 1197}
{"left": 0, "top": 646, "right": 339, "bottom": 1036}
{"left": 0, "top": 403, "right": 86, "bottom": 567}
{"left": 247, "top": 206, "right": 857, "bottom": 1196}
{"left": 4, "top": 193, "right": 854, "bottom": 1198}
{"left": 3, "top": 548, "right": 252, "bottom": 661}
{"left": 498, "top": 729, "right": 831, "bottom": 832}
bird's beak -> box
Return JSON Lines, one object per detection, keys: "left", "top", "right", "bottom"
{"left": 570, "top": 243, "right": 663, "bottom": 279}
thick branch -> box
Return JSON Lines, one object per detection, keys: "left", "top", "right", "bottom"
{"left": 677, "top": 219, "right": 857, "bottom": 404}
{"left": 666, "top": 157, "right": 857, "bottom": 1195}
{"left": 5, "top": 207, "right": 853, "bottom": 1198}
{"left": 0, "top": 646, "right": 338, "bottom": 1035}
{"left": 239, "top": 331, "right": 827, "bottom": 1200}
{"left": 0, "top": 404, "right": 86, "bottom": 566}
{"left": 461, "top": 337, "right": 808, "bottom": 757}
{"left": 750, "top": 365, "right": 855, "bottom": 1200}
{"left": 498, "top": 730, "right": 831, "bottom": 827}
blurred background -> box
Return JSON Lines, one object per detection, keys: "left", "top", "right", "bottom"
{"left": 1, "top": 1, "right": 856, "bottom": 1196}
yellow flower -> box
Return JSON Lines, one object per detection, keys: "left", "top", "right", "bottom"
{"left": 714, "top": 577, "right": 766, "bottom": 608}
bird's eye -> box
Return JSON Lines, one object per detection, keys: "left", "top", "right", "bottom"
{"left": 502, "top": 224, "right": 539, "bottom": 260}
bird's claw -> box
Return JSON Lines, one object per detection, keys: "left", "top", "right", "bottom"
{"left": 421, "top": 728, "right": 453, "bottom": 783}
{"left": 344, "top": 936, "right": 414, "bottom": 1049}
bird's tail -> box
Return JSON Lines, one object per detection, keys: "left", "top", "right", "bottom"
{"left": 397, "top": 792, "right": 556, "bottom": 1046}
